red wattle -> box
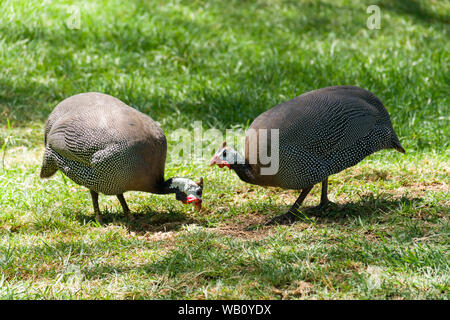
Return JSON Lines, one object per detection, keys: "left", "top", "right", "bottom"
{"left": 186, "top": 195, "right": 198, "bottom": 203}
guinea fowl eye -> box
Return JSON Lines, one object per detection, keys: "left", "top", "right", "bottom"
{"left": 222, "top": 150, "right": 227, "bottom": 158}
{"left": 196, "top": 190, "right": 202, "bottom": 196}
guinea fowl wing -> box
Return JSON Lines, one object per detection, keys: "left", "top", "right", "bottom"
{"left": 46, "top": 107, "right": 127, "bottom": 167}
{"left": 288, "top": 95, "right": 379, "bottom": 158}
{"left": 252, "top": 93, "right": 380, "bottom": 159}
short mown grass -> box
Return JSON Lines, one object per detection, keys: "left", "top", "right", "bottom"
{"left": 0, "top": 0, "right": 449, "bottom": 299}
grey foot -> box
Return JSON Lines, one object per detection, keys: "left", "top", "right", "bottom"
{"left": 316, "top": 199, "right": 330, "bottom": 211}
{"left": 95, "top": 212, "right": 103, "bottom": 224}
{"left": 310, "top": 200, "right": 337, "bottom": 213}
{"left": 126, "top": 212, "right": 135, "bottom": 222}
{"left": 265, "top": 211, "right": 301, "bottom": 225}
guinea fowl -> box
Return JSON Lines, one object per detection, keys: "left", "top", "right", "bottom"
{"left": 210, "top": 85, "right": 405, "bottom": 224}
{"left": 40, "top": 92, "right": 203, "bottom": 223}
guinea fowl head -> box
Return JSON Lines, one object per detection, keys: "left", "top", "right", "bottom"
{"left": 209, "top": 141, "right": 243, "bottom": 169}
{"left": 170, "top": 177, "right": 203, "bottom": 210}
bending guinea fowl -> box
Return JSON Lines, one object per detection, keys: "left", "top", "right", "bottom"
{"left": 40, "top": 92, "right": 203, "bottom": 223}
{"left": 210, "top": 85, "right": 404, "bottom": 224}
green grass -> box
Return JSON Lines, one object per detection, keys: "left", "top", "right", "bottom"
{"left": 0, "top": 0, "right": 449, "bottom": 299}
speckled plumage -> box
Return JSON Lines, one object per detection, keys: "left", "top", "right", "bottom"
{"left": 40, "top": 92, "right": 203, "bottom": 222}
{"left": 211, "top": 85, "right": 405, "bottom": 224}
{"left": 245, "top": 85, "right": 404, "bottom": 189}
{"left": 41, "top": 92, "right": 166, "bottom": 195}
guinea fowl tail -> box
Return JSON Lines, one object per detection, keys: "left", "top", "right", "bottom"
{"left": 391, "top": 133, "right": 405, "bottom": 154}
{"left": 40, "top": 148, "right": 58, "bottom": 178}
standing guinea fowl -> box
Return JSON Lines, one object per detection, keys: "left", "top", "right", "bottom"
{"left": 40, "top": 92, "right": 203, "bottom": 223}
{"left": 210, "top": 85, "right": 405, "bottom": 224}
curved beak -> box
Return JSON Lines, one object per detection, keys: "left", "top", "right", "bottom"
{"left": 209, "top": 154, "right": 230, "bottom": 169}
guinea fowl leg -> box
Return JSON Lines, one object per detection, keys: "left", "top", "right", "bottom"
{"left": 318, "top": 177, "right": 330, "bottom": 209}
{"left": 117, "top": 194, "right": 131, "bottom": 218}
{"left": 266, "top": 186, "right": 313, "bottom": 225}
{"left": 90, "top": 190, "right": 102, "bottom": 224}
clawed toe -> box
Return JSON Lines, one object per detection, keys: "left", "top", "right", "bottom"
{"left": 266, "top": 201, "right": 336, "bottom": 225}
{"left": 95, "top": 214, "right": 103, "bottom": 225}
{"left": 312, "top": 200, "right": 337, "bottom": 212}
{"left": 265, "top": 211, "right": 302, "bottom": 225}
{"left": 315, "top": 200, "right": 330, "bottom": 211}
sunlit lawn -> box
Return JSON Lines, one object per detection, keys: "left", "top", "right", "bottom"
{"left": 0, "top": 0, "right": 448, "bottom": 299}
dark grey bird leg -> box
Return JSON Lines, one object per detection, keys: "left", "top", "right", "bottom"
{"left": 308, "top": 177, "right": 334, "bottom": 213}
{"left": 318, "top": 177, "right": 330, "bottom": 209}
{"left": 90, "top": 190, "right": 102, "bottom": 224}
{"left": 266, "top": 186, "right": 313, "bottom": 225}
{"left": 117, "top": 194, "right": 131, "bottom": 218}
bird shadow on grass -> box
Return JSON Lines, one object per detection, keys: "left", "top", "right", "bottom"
{"left": 246, "top": 195, "right": 426, "bottom": 230}
{"left": 307, "top": 195, "right": 423, "bottom": 221}
{"left": 74, "top": 208, "right": 197, "bottom": 233}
